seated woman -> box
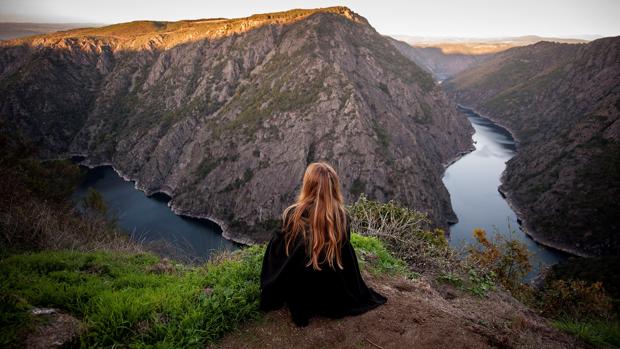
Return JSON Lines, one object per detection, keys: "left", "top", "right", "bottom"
{"left": 259, "top": 162, "right": 386, "bottom": 327}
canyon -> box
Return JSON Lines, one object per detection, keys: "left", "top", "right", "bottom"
{"left": 0, "top": 7, "right": 472, "bottom": 244}
{"left": 444, "top": 37, "right": 620, "bottom": 256}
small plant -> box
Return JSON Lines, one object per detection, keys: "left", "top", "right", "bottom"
{"left": 82, "top": 188, "right": 108, "bottom": 215}
{"left": 466, "top": 227, "right": 531, "bottom": 296}
{"left": 438, "top": 271, "right": 463, "bottom": 288}
{"left": 437, "top": 268, "right": 495, "bottom": 297}
{"left": 466, "top": 268, "right": 496, "bottom": 297}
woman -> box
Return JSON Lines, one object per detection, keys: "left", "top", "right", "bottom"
{"left": 259, "top": 162, "right": 386, "bottom": 327}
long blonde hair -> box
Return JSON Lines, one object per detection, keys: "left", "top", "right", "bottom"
{"left": 283, "top": 162, "right": 347, "bottom": 270}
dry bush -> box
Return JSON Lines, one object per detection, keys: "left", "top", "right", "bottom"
{"left": 1, "top": 196, "right": 144, "bottom": 254}
{"left": 0, "top": 139, "right": 143, "bottom": 255}
{"left": 347, "top": 194, "right": 459, "bottom": 273}
{"left": 539, "top": 279, "right": 615, "bottom": 320}
{"left": 465, "top": 227, "right": 532, "bottom": 296}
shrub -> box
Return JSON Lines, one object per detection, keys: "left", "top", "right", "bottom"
{"left": 18, "top": 158, "right": 82, "bottom": 203}
{"left": 552, "top": 319, "right": 620, "bottom": 348}
{"left": 347, "top": 194, "right": 457, "bottom": 273}
{"left": 0, "top": 142, "right": 141, "bottom": 254}
{"left": 466, "top": 227, "right": 531, "bottom": 296}
{"left": 82, "top": 188, "right": 108, "bottom": 215}
{"left": 539, "top": 279, "right": 614, "bottom": 320}
{"left": 546, "top": 256, "right": 620, "bottom": 308}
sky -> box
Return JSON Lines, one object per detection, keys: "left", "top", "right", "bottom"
{"left": 1, "top": 0, "right": 619, "bottom": 38}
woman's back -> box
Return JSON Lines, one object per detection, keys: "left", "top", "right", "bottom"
{"left": 259, "top": 163, "right": 386, "bottom": 326}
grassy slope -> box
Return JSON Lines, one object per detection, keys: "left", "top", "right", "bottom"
{"left": 0, "top": 233, "right": 406, "bottom": 348}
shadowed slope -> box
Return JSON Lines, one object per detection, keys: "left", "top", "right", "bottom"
{"left": 0, "top": 7, "right": 472, "bottom": 244}
{"left": 444, "top": 37, "right": 620, "bottom": 256}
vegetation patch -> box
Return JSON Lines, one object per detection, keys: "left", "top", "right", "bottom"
{"left": 348, "top": 194, "right": 455, "bottom": 273}
{"left": 371, "top": 119, "right": 391, "bottom": 149}
{"left": 214, "top": 43, "right": 330, "bottom": 138}
{"left": 221, "top": 167, "right": 254, "bottom": 192}
{"left": 466, "top": 227, "right": 531, "bottom": 297}
{"left": 378, "top": 82, "right": 390, "bottom": 97}
{"left": 552, "top": 319, "right": 620, "bottom": 348}
{"left": 0, "top": 247, "right": 264, "bottom": 348}
{"left": 0, "top": 234, "right": 405, "bottom": 348}
{"left": 350, "top": 233, "right": 410, "bottom": 277}
{"left": 414, "top": 101, "right": 433, "bottom": 124}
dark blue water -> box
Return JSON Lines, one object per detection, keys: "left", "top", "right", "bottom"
{"left": 73, "top": 166, "right": 236, "bottom": 260}
{"left": 442, "top": 106, "right": 566, "bottom": 278}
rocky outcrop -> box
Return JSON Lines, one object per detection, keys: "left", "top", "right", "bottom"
{"left": 444, "top": 37, "right": 620, "bottom": 256}
{"left": 0, "top": 7, "right": 472, "bottom": 243}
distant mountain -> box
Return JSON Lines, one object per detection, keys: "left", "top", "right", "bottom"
{"left": 387, "top": 37, "right": 493, "bottom": 81}
{"left": 388, "top": 35, "right": 591, "bottom": 81}
{"left": 393, "top": 35, "right": 592, "bottom": 55}
{"left": 0, "top": 22, "right": 103, "bottom": 40}
{"left": 0, "top": 7, "right": 472, "bottom": 244}
{"left": 444, "top": 37, "right": 620, "bottom": 256}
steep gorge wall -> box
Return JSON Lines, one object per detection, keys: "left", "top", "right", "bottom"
{"left": 0, "top": 7, "right": 473, "bottom": 243}
{"left": 444, "top": 38, "right": 620, "bottom": 256}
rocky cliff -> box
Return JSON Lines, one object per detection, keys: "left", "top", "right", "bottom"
{"left": 444, "top": 37, "right": 620, "bottom": 256}
{"left": 0, "top": 7, "right": 472, "bottom": 244}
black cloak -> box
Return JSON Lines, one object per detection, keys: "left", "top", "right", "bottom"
{"left": 259, "top": 214, "right": 387, "bottom": 326}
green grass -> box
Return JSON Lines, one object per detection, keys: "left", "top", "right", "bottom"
{"left": 350, "top": 232, "right": 411, "bottom": 277}
{"left": 553, "top": 319, "right": 620, "bottom": 348}
{"left": 438, "top": 271, "right": 464, "bottom": 288}
{"left": 0, "top": 233, "right": 405, "bottom": 347}
{"left": 0, "top": 247, "right": 264, "bottom": 348}
{"left": 436, "top": 268, "right": 496, "bottom": 297}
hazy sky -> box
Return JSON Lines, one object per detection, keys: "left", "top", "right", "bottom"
{"left": 1, "top": 0, "right": 618, "bottom": 38}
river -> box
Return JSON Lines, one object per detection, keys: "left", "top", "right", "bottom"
{"left": 442, "top": 106, "right": 567, "bottom": 278}
{"left": 72, "top": 166, "right": 237, "bottom": 260}
{"left": 73, "top": 106, "right": 566, "bottom": 273}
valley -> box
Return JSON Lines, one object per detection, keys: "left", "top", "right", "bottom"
{"left": 1, "top": 6, "right": 617, "bottom": 262}
{"left": 1, "top": 4, "right": 619, "bottom": 348}
{"left": 0, "top": 7, "right": 472, "bottom": 244}
{"left": 444, "top": 37, "right": 620, "bottom": 256}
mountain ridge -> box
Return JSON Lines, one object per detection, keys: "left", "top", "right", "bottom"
{"left": 0, "top": 7, "right": 367, "bottom": 48}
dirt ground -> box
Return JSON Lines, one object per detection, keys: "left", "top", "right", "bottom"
{"left": 25, "top": 310, "right": 82, "bottom": 349}
{"left": 212, "top": 273, "right": 587, "bottom": 349}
